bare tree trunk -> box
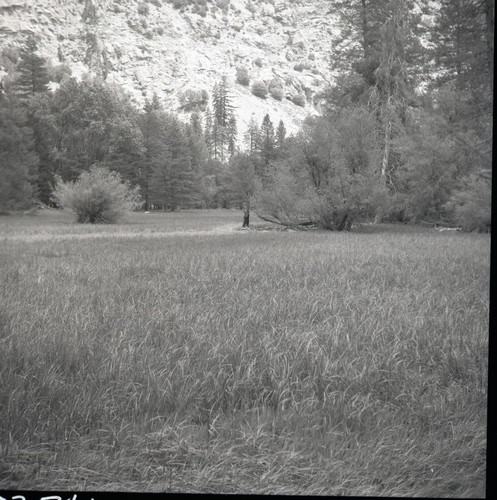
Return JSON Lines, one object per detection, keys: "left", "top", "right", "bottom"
{"left": 380, "top": 118, "right": 391, "bottom": 183}
{"left": 242, "top": 198, "right": 250, "bottom": 227}
{"left": 337, "top": 213, "right": 351, "bottom": 231}
{"left": 375, "top": 111, "right": 391, "bottom": 224}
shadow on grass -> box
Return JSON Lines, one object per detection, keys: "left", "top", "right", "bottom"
{"left": 351, "top": 222, "right": 434, "bottom": 234}
{"left": 246, "top": 221, "right": 435, "bottom": 234}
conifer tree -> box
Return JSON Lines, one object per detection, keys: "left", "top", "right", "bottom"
{"left": 430, "top": 0, "right": 493, "bottom": 157}
{"left": 27, "top": 93, "right": 54, "bottom": 205}
{"left": 211, "top": 115, "right": 224, "bottom": 162}
{"left": 187, "top": 114, "right": 209, "bottom": 196}
{"left": 13, "top": 37, "right": 49, "bottom": 99}
{"left": 145, "top": 92, "right": 163, "bottom": 113}
{"left": 244, "top": 115, "right": 259, "bottom": 155}
{"left": 0, "top": 92, "right": 38, "bottom": 212}
{"left": 212, "top": 76, "right": 235, "bottom": 128}
{"left": 81, "top": 0, "right": 110, "bottom": 80}
{"left": 190, "top": 112, "right": 203, "bottom": 137}
{"left": 259, "top": 113, "right": 277, "bottom": 167}
{"left": 211, "top": 76, "right": 236, "bottom": 162}
{"left": 12, "top": 37, "right": 51, "bottom": 203}
{"left": 372, "top": 0, "right": 411, "bottom": 194}
{"left": 204, "top": 106, "right": 214, "bottom": 158}
{"left": 139, "top": 94, "right": 167, "bottom": 209}
{"left": 211, "top": 81, "right": 225, "bottom": 161}
{"left": 149, "top": 116, "right": 198, "bottom": 209}
{"left": 432, "top": 0, "right": 493, "bottom": 93}
{"left": 30, "top": 77, "right": 143, "bottom": 188}
{"left": 148, "top": 147, "right": 173, "bottom": 210}
{"left": 276, "top": 120, "right": 286, "bottom": 152}
{"left": 227, "top": 115, "right": 238, "bottom": 157}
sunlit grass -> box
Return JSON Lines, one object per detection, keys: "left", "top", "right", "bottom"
{"left": 0, "top": 208, "right": 243, "bottom": 238}
{"left": 0, "top": 211, "right": 489, "bottom": 496}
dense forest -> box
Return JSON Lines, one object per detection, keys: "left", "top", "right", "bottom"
{"left": 0, "top": 0, "right": 493, "bottom": 231}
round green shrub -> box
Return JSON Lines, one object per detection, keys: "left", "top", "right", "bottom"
{"left": 236, "top": 66, "right": 250, "bottom": 85}
{"left": 294, "top": 61, "right": 312, "bottom": 72}
{"left": 251, "top": 80, "right": 268, "bottom": 98}
{"left": 138, "top": 2, "right": 150, "bottom": 15}
{"left": 292, "top": 93, "right": 305, "bottom": 107}
{"left": 53, "top": 166, "right": 142, "bottom": 224}
{"left": 269, "top": 85, "right": 284, "bottom": 100}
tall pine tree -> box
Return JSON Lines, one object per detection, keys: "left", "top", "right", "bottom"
{"left": 138, "top": 94, "right": 168, "bottom": 210}
{"left": 12, "top": 37, "right": 51, "bottom": 203}
{"left": 244, "top": 115, "right": 259, "bottom": 156}
{"left": 258, "top": 114, "right": 277, "bottom": 181}
{"left": 13, "top": 37, "right": 49, "bottom": 99}
{"left": 211, "top": 76, "right": 236, "bottom": 162}
{"left": 0, "top": 92, "right": 38, "bottom": 212}
{"left": 227, "top": 115, "right": 238, "bottom": 157}
{"left": 276, "top": 120, "right": 287, "bottom": 153}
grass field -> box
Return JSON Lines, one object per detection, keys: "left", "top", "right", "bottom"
{"left": 0, "top": 209, "right": 489, "bottom": 496}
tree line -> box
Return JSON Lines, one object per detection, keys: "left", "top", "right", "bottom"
{"left": 254, "top": 0, "right": 492, "bottom": 231}
{"left": 0, "top": 0, "right": 492, "bottom": 231}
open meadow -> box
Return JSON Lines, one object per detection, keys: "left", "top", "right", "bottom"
{"left": 0, "top": 209, "right": 489, "bottom": 496}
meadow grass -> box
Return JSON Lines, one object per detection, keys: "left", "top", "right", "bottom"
{"left": 0, "top": 208, "right": 242, "bottom": 239}
{"left": 0, "top": 210, "right": 489, "bottom": 496}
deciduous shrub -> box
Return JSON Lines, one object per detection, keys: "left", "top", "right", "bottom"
{"left": 236, "top": 66, "right": 250, "bottom": 85}
{"left": 293, "top": 61, "right": 312, "bottom": 72}
{"left": 138, "top": 2, "right": 150, "bottom": 15}
{"left": 268, "top": 78, "right": 284, "bottom": 100}
{"left": 269, "top": 85, "right": 284, "bottom": 100}
{"left": 170, "top": 0, "right": 188, "bottom": 8}
{"left": 251, "top": 80, "right": 268, "bottom": 98}
{"left": 178, "top": 88, "right": 209, "bottom": 111}
{"left": 445, "top": 174, "right": 491, "bottom": 232}
{"left": 254, "top": 57, "right": 263, "bottom": 67}
{"left": 216, "top": 0, "right": 230, "bottom": 13}
{"left": 53, "top": 166, "right": 142, "bottom": 224}
{"left": 292, "top": 93, "right": 305, "bottom": 107}
{"left": 1, "top": 46, "right": 20, "bottom": 66}
{"left": 47, "top": 63, "right": 72, "bottom": 83}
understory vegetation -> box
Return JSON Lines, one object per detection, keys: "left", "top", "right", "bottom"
{"left": 0, "top": 211, "right": 489, "bottom": 495}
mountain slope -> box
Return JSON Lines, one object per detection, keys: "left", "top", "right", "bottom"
{"left": 0, "top": 0, "right": 338, "bottom": 137}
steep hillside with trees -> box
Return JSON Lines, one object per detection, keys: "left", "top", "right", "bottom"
{"left": 0, "top": 0, "right": 335, "bottom": 137}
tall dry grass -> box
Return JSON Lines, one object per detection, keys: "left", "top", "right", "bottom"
{"left": 0, "top": 211, "right": 489, "bottom": 495}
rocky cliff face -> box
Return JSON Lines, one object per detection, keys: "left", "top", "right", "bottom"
{"left": 0, "top": 0, "right": 338, "bottom": 136}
